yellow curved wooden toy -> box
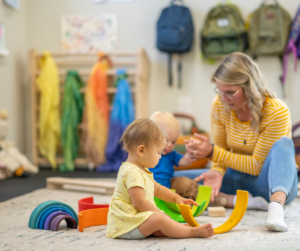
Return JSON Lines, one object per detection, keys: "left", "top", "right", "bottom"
{"left": 179, "top": 190, "right": 248, "bottom": 234}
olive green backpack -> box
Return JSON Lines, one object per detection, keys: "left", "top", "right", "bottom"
{"left": 201, "top": 3, "right": 247, "bottom": 59}
{"left": 248, "top": 0, "right": 291, "bottom": 58}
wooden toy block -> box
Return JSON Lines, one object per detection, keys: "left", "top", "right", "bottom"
{"left": 207, "top": 207, "right": 226, "bottom": 217}
{"left": 46, "top": 177, "right": 115, "bottom": 196}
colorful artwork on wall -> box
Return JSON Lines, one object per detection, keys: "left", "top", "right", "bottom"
{"left": 61, "top": 15, "right": 118, "bottom": 54}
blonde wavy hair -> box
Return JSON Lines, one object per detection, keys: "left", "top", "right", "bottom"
{"left": 211, "top": 52, "right": 275, "bottom": 132}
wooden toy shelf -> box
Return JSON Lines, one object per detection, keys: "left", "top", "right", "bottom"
{"left": 29, "top": 48, "right": 150, "bottom": 167}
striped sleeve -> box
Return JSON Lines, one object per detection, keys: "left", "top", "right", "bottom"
{"left": 211, "top": 106, "right": 291, "bottom": 176}
{"left": 210, "top": 97, "right": 229, "bottom": 176}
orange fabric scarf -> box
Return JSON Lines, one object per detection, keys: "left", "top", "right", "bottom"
{"left": 84, "top": 53, "right": 111, "bottom": 166}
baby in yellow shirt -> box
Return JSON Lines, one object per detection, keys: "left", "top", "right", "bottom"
{"left": 106, "top": 118, "right": 214, "bottom": 239}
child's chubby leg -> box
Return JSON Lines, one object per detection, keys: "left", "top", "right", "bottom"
{"left": 217, "top": 192, "right": 268, "bottom": 211}
{"left": 152, "top": 224, "right": 191, "bottom": 237}
{"left": 216, "top": 192, "right": 234, "bottom": 208}
{"left": 138, "top": 212, "right": 214, "bottom": 238}
{"left": 235, "top": 193, "right": 268, "bottom": 211}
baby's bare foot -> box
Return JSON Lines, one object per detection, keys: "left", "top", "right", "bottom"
{"left": 192, "top": 223, "right": 214, "bottom": 238}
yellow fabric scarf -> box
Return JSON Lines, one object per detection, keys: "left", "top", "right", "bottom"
{"left": 36, "top": 51, "right": 60, "bottom": 169}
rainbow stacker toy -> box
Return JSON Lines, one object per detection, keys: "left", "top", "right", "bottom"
{"left": 179, "top": 190, "right": 248, "bottom": 234}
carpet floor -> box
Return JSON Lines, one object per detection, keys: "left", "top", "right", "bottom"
{"left": 1, "top": 178, "right": 300, "bottom": 251}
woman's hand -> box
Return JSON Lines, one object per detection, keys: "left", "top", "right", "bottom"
{"left": 194, "top": 170, "right": 223, "bottom": 202}
{"left": 175, "top": 196, "right": 198, "bottom": 209}
{"left": 184, "top": 133, "right": 213, "bottom": 159}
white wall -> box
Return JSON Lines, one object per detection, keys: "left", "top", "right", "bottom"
{"left": 0, "top": 0, "right": 28, "bottom": 152}
{"left": 2, "top": 0, "right": 300, "bottom": 157}
{"left": 25, "top": 0, "right": 300, "bottom": 133}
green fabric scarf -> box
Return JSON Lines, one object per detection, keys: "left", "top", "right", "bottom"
{"left": 59, "top": 71, "right": 84, "bottom": 171}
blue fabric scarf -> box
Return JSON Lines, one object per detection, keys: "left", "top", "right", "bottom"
{"left": 96, "top": 69, "right": 135, "bottom": 172}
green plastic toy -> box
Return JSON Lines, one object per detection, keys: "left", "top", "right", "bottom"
{"left": 154, "top": 197, "right": 206, "bottom": 223}
{"left": 164, "top": 186, "right": 212, "bottom": 217}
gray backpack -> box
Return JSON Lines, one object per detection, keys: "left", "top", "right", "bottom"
{"left": 248, "top": 0, "right": 291, "bottom": 57}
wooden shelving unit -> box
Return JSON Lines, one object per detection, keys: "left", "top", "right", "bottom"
{"left": 29, "top": 48, "right": 150, "bottom": 167}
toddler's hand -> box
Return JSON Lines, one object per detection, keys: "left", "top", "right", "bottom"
{"left": 184, "top": 137, "right": 202, "bottom": 149}
{"left": 176, "top": 197, "right": 198, "bottom": 209}
{"left": 184, "top": 153, "right": 195, "bottom": 162}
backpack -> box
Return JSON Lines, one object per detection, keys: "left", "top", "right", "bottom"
{"left": 156, "top": 0, "right": 194, "bottom": 88}
{"left": 282, "top": 5, "right": 300, "bottom": 84}
{"left": 248, "top": 0, "right": 291, "bottom": 58}
{"left": 201, "top": 4, "right": 247, "bottom": 59}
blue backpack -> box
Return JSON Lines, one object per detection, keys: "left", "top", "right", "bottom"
{"left": 156, "top": 0, "right": 194, "bottom": 88}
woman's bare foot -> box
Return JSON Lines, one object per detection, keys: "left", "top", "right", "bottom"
{"left": 192, "top": 223, "right": 214, "bottom": 238}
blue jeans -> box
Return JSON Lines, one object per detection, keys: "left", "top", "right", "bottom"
{"left": 174, "top": 137, "right": 298, "bottom": 205}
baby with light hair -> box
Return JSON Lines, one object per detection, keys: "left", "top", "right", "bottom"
{"left": 150, "top": 111, "right": 200, "bottom": 200}
{"left": 106, "top": 118, "right": 214, "bottom": 239}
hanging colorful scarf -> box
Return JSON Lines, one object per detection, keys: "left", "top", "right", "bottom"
{"left": 59, "top": 71, "right": 84, "bottom": 172}
{"left": 97, "top": 69, "right": 135, "bottom": 172}
{"left": 36, "top": 51, "right": 60, "bottom": 169}
{"left": 84, "top": 53, "right": 111, "bottom": 166}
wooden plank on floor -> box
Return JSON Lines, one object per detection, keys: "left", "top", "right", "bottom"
{"left": 46, "top": 177, "right": 115, "bottom": 195}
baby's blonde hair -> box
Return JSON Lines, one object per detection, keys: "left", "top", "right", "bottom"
{"left": 150, "top": 111, "right": 180, "bottom": 131}
{"left": 120, "top": 118, "right": 168, "bottom": 152}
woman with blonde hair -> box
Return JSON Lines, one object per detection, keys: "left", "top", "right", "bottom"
{"left": 176, "top": 52, "right": 298, "bottom": 232}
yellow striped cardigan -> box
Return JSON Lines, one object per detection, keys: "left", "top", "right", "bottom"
{"left": 211, "top": 95, "right": 293, "bottom": 176}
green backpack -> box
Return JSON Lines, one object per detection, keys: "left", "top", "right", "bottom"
{"left": 201, "top": 4, "right": 247, "bottom": 59}
{"left": 248, "top": 0, "right": 291, "bottom": 57}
